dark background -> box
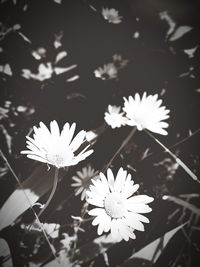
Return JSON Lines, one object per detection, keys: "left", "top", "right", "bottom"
{"left": 0, "top": 0, "right": 200, "bottom": 266}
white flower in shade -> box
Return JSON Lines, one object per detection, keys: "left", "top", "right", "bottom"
{"left": 104, "top": 105, "right": 127, "bottom": 129}
{"left": 123, "top": 92, "right": 170, "bottom": 135}
{"left": 71, "top": 166, "right": 99, "bottom": 200}
{"left": 102, "top": 8, "right": 122, "bottom": 24}
{"left": 86, "top": 168, "right": 154, "bottom": 242}
{"left": 94, "top": 63, "right": 118, "bottom": 80}
{"left": 21, "top": 120, "right": 94, "bottom": 168}
{"left": 94, "top": 55, "right": 128, "bottom": 81}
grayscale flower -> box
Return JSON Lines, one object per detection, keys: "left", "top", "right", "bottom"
{"left": 123, "top": 92, "right": 170, "bottom": 135}
{"left": 102, "top": 8, "right": 122, "bottom": 24}
{"left": 72, "top": 166, "right": 99, "bottom": 200}
{"left": 87, "top": 168, "right": 154, "bottom": 242}
{"left": 94, "top": 54, "right": 128, "bottom": 80}
{"left": 94, "top": 63, "right": 118, "bottom": 80}
{"left": 104, "top": 105, "right": 127, "bottom": 129}
{"left": 21, "top": 120, "right": 93, "bottom": 168}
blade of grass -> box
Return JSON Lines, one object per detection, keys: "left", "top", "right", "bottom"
{"left": 0, "top": 149, "right": 59, "bottom": 264}
{"left": 145, "top": 130, "right": 199, "bottom": 183}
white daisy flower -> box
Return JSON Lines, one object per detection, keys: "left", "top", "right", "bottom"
{"left": 94, "top": 63, "right": 118, "bottom": 80}
{"left": 21, "top": 120, "right": 94, "bottom": 168}
{"left": 86, "top": 168, "right": 154, "bottom": 242}
{"left": 104, "top": 105, "right": 127, "bottom": 129}
{"left": 94, "top": 55, "right": 128, "bottom": 81}
{"left": 71, "top": 166, "right": 99, "bottom": 200}
{"left": 123, "top": 92, "right": 170, "bottom": 135}
{"left": 102, "top": 8, "right": 122, "bottom": 24}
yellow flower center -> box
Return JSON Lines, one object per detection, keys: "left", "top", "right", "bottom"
{"left": 104, "top": 192, "right": 126, "bottom": 219}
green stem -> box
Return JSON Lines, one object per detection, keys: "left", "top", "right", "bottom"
{"left": 103, "top": 127, "right": 137, "bottom": 173}
{"left": 38, "top": 168, "right": 59, "bottom": 218}
{"left": 145, "top": 130, "right": 199, "bottom": 184}
{"left": 0, "top": 149, "right": 59, "bottom": 263}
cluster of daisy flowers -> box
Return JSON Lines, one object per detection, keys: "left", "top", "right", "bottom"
{"left": 20, "top": 91, "right": 170, "bottom": 242}
{"left": 104, "top": 92, "right": 170, "bottom": 135}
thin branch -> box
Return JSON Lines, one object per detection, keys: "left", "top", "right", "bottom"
{"left": 102, "top": 127, "right": 137, "bottom": 173}
{"left": 143, "top": 128, "right": 200, "bottom": 160}
{"left": 169, "top": 128, "right": 200, "bottom": 150}
{"left": 163, "top": 195, "right": 200, "bottom": 216}
{"left": 145, "top": 130, "right": 199, "bottom": 184}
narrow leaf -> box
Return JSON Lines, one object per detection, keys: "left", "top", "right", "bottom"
{"left": 169, "top": 26, "right": 192, "bottom": 41}
{"left": 0, "top": 165, "right": 64, "bottom": 230}
{"left": 55, "top": 51, "right": 67, "bottom": 64}
{"left": 121, "top": 223, "right": 186, "bottom": 266}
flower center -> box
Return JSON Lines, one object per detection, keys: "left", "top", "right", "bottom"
{"left": 104, "top": 192, "right": 126, "bottom": 219}
{"left": 46, "top": 148, "right": 74, "bottom": 168}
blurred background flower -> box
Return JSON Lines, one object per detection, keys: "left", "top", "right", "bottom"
{"left": 71, "top": 165, "right": 99, "bottom": 200}
{"left": 104, "top": 105, "right": 127, "bottom": 129}
{"left": 102, "top": 8, "right": 122, "bottom": 24}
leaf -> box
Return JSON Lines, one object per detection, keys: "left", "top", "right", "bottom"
{"left": 66, "top": 93, "right": 86, "bottom": 100}
{"left": 54, "top": 31, "right": 63, "bottom": 49}
{"left": 0, "top": 107, "right": 9, "bottom": 120}
{"left": 29, "top": 222, "right": 60, "bottom": 239}
{"left": 169, "top": 26, "right": 193, "bottom": 41}
{"left": 0, "top": 124, "right": 12, "bottom": 154}
{"left": 183, "top": 46, "right": 198, "bottom": 58}
{"left": 74, "top": 234, "right": 115, "bottom": 264}
{"left": 0, "top": 238, "right": 13, "bottom": 267}
{"left": 55, "top": 51, "right": 67, "bottom": 64}
{"left": 121, "top": 223, "right": 186, "bottom": 267}
{"left": 159, "top": 11, "right": 176, "bottom": 38}
{"left": 4, "top": 64, "right": 13, "bottom": 76}
{"left": 0, "top": 165, "right": 64, "bottom": 230}
{"left": 54, "top": 0, "right": 62, "bottom": 4}
{"left": 66, "top": 75, "right": 79, "bottom": 82}
{"left": 163, "top": 195, "right": 200, "bottom": 216}
{"left": 54, "top": 64, "right": 77, "bottom": 75}
{"left": 18, "top": 32, "right": 32, "bottom": 43}
{"left": 12, "top": 24, "right": 21, "bottom": 31}
{"left": 0, "top": 64, "right": 12, "bottom": 76}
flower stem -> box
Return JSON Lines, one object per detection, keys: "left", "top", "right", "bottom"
{"left": 0, "top": 149, "right": 59, "bottom": 263}
{"left": 103, "top": 127, "right": 137, "bottom": 172}
{"left": 145, "top": 130, "right": 199, "bottom": 184}
{"left": 70, "top": 202, "right": 88, "bottom": 261}
{"left": 38, "top": 168, "right": 59, "bottom": 218}
{"left": 163, "top": 195, "right": 200, "bottom": 216}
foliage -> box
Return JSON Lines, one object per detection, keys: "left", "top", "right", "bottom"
{"left": 0, "top": 0, "right": 200, "bottom": 267}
